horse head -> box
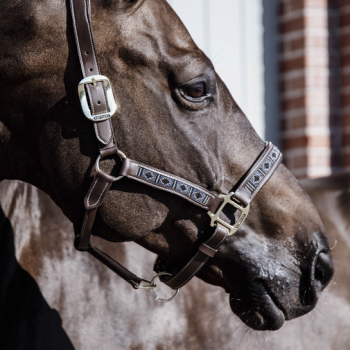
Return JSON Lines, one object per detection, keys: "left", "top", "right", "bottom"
{"left": 0, "top": 0, "right": 334, "bottom": 331}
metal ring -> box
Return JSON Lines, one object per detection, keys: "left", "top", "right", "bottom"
{"left": 134, "top": 279, "right": 156, "bottom": 290}
{"left": 150, "top": 272, "right": 180, "bottom": 303}
{"left": 95, "top": 150, "right": 127, "bottom": 182}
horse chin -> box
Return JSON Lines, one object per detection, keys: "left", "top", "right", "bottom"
{"left": 229, "top": 281, "right": 285, "bottom": 331}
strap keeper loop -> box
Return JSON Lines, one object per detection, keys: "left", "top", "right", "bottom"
{"left": 198, "top": 243, "right": 217, "bottom": 257}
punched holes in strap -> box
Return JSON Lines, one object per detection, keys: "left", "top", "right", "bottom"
{"left": 70, "top": 0, "right": 118, "bottom": 152}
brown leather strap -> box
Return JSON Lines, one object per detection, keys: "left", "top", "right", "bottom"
{"left": 75, "top": 171, "right": 145, "bottom": 288}
{"left": 84, "top": 170, "right": 114, "bottom": 209}
{"left": 76, "top": 170, "right": 114, "bottom": 251}
{"left": 120, "top": 158, "right": 223, "bottom": 213}
{"left": 233, "top": 142, "right": 282, "bottom": 206}
{"left": 198, "top": 243, "right": 217, "bottom": 257}
{"left": 88, "top": 246, "right": 143, "bottom": 288}
{"left": 155, "top": 224, "right": 229, "bottom": 290}
{"left": 70, "top": 0, "right": 118, "bottom": 157}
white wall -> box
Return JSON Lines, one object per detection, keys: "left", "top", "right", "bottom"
{"left": 167, "top": 0, "right": 266, "bottom": 140}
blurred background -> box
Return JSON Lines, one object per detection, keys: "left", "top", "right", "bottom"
{"left": 168, "top": 0, "right": 348, "bottom": 180}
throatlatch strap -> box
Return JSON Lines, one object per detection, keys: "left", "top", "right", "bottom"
{"left": 70, "top": 0, "right": 118, "bottom": 157}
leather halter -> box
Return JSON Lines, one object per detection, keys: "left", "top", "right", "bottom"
{"left": 70, "top": 0, "right": 282, "bottom": 301}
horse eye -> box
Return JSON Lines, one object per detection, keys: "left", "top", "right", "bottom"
{"left": 180, "top": 83, "right": 205, "bottom": 99}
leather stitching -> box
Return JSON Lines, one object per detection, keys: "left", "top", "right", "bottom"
{"left": 100, "top": 81, "right": 108, "bottom": 113}
{"left": 94, "top": 122, "right": 112, "bottom": 145}
{"left": 71, "top": 0, "right": 86, "bottom": 77}
{"left": 83, "top": 0, "right": 100, "bottom": 75}
{"left": 86, "top": 178, "right": 109, "bottom": 207}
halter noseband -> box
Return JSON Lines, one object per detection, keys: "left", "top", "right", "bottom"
{"left": 70, "top": 0, "right": 282, "bottom": 302}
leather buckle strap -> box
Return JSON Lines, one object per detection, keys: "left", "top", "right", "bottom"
{"left": 70, "top": 0, "right": 118, "bottom": 155}
{"left": 78, "top": 75, "right": 117, "bottom": 122}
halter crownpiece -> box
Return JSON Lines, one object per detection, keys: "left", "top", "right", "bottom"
{"left": 70, "top": 0, "right": 282, "bottom": 302}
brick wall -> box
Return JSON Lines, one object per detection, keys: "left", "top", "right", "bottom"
{"left": 341, "top": 0, "right": 350, "bottom": 169}
{"left": 280, "top": 0, "right": 331, "bottom": 178}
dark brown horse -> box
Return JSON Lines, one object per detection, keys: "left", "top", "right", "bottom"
{"left": 0, "top": 0, "right": 333, "bottom": 333}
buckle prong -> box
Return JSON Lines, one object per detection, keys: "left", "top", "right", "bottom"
{"left": 207, "top": 192, "right": 250, "bottom": 236}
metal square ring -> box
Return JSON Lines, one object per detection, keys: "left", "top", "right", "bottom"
{"left": 77, "top": 75, "right": 117, "bottom": 122}
{"left": 207, "top": 192, "right": 250, "bottom": 236}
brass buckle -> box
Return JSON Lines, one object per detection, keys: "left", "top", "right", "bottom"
{"left": 207, "top": 193, "right": 250, "bottom": 236}
{"left": 77, "top": 75, "right": 117, "bottom": 122}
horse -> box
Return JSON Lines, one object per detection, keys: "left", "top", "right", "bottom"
{"left": 1, "top": 179, "right": 349, "bottom": 349}
{"left": 0, "top": 0, "right": 333, "bottom": 335}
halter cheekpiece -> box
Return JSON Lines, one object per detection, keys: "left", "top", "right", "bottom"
{"left": 70, "top": 0, "right": 282, "bottom": 302}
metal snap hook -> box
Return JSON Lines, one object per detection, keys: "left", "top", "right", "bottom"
{"left": 150, "top": 272, "right": 180, "bottom": 303}
{"left": 133, "top": 279, "right": 156, "bottom": 290}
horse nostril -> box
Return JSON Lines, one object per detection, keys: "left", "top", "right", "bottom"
{"left": 314, "top": 251, "right": 334, "bottom": 289}
{"left": 300, "top": 237, "right": 334, "bottom": 307}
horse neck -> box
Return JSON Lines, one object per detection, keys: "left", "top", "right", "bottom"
{"left": 0, "top": 1, "right": 76, "bottom": 194}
